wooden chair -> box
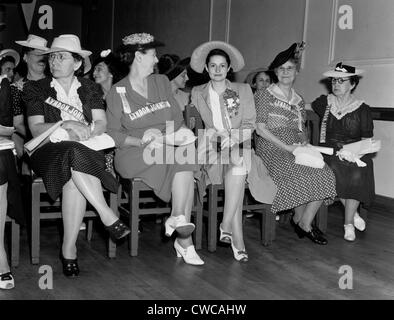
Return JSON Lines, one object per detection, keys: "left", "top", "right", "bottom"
{"left": 30, "top": 176, "right": 117, "bottom": 264}
{"left": 5, "top": 216, "right": 20, "bottom": 267}
{"left": 117, "top": 177, "right": 203, "bottom": 257}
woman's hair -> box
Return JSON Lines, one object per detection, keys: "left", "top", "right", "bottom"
{"left": 253, "top": 70, "right": 273, "bottom": 86}
{"left": 116, "top": 44, "right": 148, "bottom": 66}
{"left": 0, "top": 55, "right": 16, "bottom": 70}
{"left": 349, "top": 75, "right": 360, "bottom": 93}
{"left": 71, "top": 52, "right": 84, "bottom": 77}
{"left": 205, "top": 49, "right": 231, "bottom": 67}
{"left": 93, "top": 52, "right": 128, "bottom": 84}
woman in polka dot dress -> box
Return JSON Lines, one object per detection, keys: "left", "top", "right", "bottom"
{"left": 254, "top": 43, "right": 336, "bottom": 245}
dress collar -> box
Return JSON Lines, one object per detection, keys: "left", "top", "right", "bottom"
{"left": 50, "top": 76, "right": 81, "bottom": 98}
{"left": 267, "top": 83, "right": 302, "bottom": 106}
{"left": 327, "top": 94, "right": 364, "bottom": 120}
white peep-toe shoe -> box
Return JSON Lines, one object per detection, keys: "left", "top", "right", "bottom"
{"left": 174, "top": 239, "right": 204, "bottom": 265}
{"left": 0, "top": 272, "right": 15, "bottom": 290}
{"left": 165, "top": 215, "right": 195, "bottom": 238}
{"left": 230, "top": 243, "right": 249, "bottom": 262}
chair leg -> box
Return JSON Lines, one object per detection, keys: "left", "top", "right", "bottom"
{"left": 193, "top": 192, "right": 203, "bottom": 250}
{"left": 315, "top": 205, "right": 328, "bottom": 233}
{"left": 31, "top": 182, "right": 41, "bottom": 265}
{"left": 130, "top": 181, "right": 140, "bottom": 257}
{"left": 11, "top": 219, "right": 20, "bottom": 268}
{"left": 86, "top": 219, "right": 93, "bottom": 241}
{"left": 207, "top": 185, "right": 218, "bottom": 252}
{"left": 108, "top": 191, "right": 117, "bottom": 259}
{"left": 261, "top": 205, "right": 275, "bottom": 246}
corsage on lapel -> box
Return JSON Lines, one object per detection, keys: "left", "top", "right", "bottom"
{"left": 223, "top": 88, "right": 240, "bottom": 119}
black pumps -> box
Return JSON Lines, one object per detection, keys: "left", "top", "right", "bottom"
{"left": 105, "top": 219, "right": 131, "bottom": 241}
{"left": 292, "top": 219, "right": 328, "bottom": 245}
{"left": 60, "top": 253, "right": 80, "bottom": 277}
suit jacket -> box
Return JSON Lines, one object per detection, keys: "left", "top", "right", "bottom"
{"left": 191, "top": 80, "right": 256, "bottom": 134}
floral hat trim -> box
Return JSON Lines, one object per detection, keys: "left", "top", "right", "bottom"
{"left": 122, "top": 33, "right": 155, "bottom": 45}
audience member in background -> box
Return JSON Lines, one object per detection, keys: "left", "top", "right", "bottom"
{"left": 254, "top": 43, "right": 336, "bottom": 245}
{"left": 244, "top": 67, "right": 273, "bottom": 93}
{"left": 158, "top": 54, "right": 191, "bottom": 111}
{"left": 92, "top": 49, "right": 127, "bottom": 99}
{"left": 23, "top": 34, "right": 130, "bottom": 278}
{"left": 0, "top": 49, "right": 20, "bottom": 82}
{"left": 311, "top": 63, "right": 373, "bottom": 241}
{"left": 106, "top": 33, "right": 203, "bottom": 265}
{"left": 190, "top": 41, "right": 274, "bottom": 262}
{"left": 0, "top": 76, "right": 24, "bottom": 290}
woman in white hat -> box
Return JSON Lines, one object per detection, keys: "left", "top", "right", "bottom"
{"left": 190, "top": 41, "right": 275, "bottom": 262}
{"left": 311, "top": 63, "right": 373, "bottom": 241}
{"left": 254, "top": 43, "right": 336, "bottom": 245}
{"left": 106, "top": 33, "right": 203, "bottom": 265}
{"left": 23, "top": 34, "right": 130, "bottom": 277}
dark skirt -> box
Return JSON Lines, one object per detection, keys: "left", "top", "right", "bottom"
{"left": 30, "top": 141, "right": 118, "bottom": 201}
{"left": 0, "top": 150, "right": 24, "bottom": 225}
{"left": 324, "top": 153, "right": 375, "bottom": 208}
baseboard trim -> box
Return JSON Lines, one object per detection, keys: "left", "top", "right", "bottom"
{"left": 374, "top": 195, "right": 394, "bottom": 209}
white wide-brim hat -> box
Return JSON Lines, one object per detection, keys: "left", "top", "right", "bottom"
{"left": 44, "top": 34, "right": 92, "bottom": 58}
{"left": 190, "top": 41, "right": 245, "bottom": 73}
{"left": 0, "top": 49, "right": 20, "bottom": 67}
{"left": 15, "top": 34, "right": 49, "bottom": 51}
{"left": 323, "top": 62, "right": 364, "bottom": 78}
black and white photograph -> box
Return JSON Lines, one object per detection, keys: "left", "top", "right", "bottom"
{"left": 0, "top": 0, "right": 393, "bottom": 307}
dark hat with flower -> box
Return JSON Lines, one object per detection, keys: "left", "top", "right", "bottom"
{"left": 268, "top": 42, "right": 306, "bottom": 70}
{"left": 121, "top": 33, "right": 164, "bottom": 50}
{"left": 323, "top": 62, "right": 364, "bottom": 78}
{"left": 158, "top": 54, "right": 190, "bottom": 81}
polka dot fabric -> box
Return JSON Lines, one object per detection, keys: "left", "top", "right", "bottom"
{"left": 254, "top": 89, "right": 336, "bottom": 213}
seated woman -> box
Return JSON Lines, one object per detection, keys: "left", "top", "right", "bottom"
{"left": 244, "top": 67, "right": 273, "bottom": 93}
{"left": 311, "top": 63, "right": 374, "bottom": 241}
{"left": 0, "top": 49, "right": 20, "bottom": 83}
{"left": 106, "top": 33, "right": 203, "bottom": 266}
{"left": 0, "top": 76, "right": 24, "bottom": 290}
{"left": 158, "top": 54, "right": 191, "bottom": 112}
{"left": 23, "top": 34, "right": 130, "bottom": 278}
{"left": 254, "top": 43, "right": 336, "bottom": 245}
{"left": 190, "top": 41, "right": 270, "bottom": 262}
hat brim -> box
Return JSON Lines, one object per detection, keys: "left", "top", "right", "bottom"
{"left": 323, "top": 69, "right": 364, "bottom": 78}
{"left": 244, "top": 67, "right": 269, "bottom": 86}
{"left": 43, "top": 47, "right": 92, "bottom": 58}
{"left": 83, "top": 56, "right": 92, "bottom": 75}
{"left": 15, "top": 40, "right": 49, "bottom": 51}
{"left": 0, "top": 49, "right": 20, "bottom": 67}
{"left": 268, "top": 43, "right": 298, "bottom": 71}
{"left": 190, "top": 41, "right": 245, "bottom": 73}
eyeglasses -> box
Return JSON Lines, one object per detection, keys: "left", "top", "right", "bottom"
{"left": 331, "top": 78, "right": 350, "bottom": 84}
{"left": 278, "top": 66, "right": 296, "bottom": 73}
{"left": 48, "top": 52, "right": 73, "bottom": 63}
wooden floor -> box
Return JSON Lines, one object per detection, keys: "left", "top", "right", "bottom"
{"left": 1, "top": 201, "right": 394, "bottom": 300}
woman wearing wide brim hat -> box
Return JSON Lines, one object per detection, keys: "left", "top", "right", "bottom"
{"left": 244, "top": 67, "right": 273, "bottom": 93}
{"left": 254, "top": 42, "right": 336, "bottom": 245}
{"left": 158, "top": 54, "right": 191, "bottom": 111}
{"left": 24, "top": 34, "right": 130, "bottom": 277}
{"left": 0, "top": 49, "right": 20, "bottom": 82}
{"left": 311, "top": 62, "right": 373, "bottom": 242}
{"left": 190, "top": 40, "right": 277, "bottom": 262}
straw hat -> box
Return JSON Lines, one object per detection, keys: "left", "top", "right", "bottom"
{"left": 15, "top": 34, "right": 49, "bottom": 51}
{"left": 45, "top": 34, "right": 92, "bottom": 58}
{"left": 0, "top": 49, "right": 20, "bottom": 67}
{"left": 190, "top": 41, "right": 245, "bottom": 73}
{"left": 323, "top": 62, "right": 364, "bottom": 78}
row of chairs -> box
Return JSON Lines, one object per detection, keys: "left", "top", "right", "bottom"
{"left": 7, "top": 108, "right": 353, "bottom": 266}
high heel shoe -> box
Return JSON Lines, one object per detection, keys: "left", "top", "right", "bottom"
{"left": 105, "top": 219, "right": 131, "bottom": 241}
{"left": 60, "top": 253, "right": 80, "bottom": 277}
{"left": 165, "top": 215, "right": 195, "bottom": 238}
{"left": 293, "top": 223, "right": 328, "bottom": 245}
{"left": 0, "top": 272, "right": 15, "bottom": 290}
{"left": 219, "top": 223, "right": 232, "bottom": 244}
{"left": 173, "top": 239, "right": 204, "bottom": 265}
{"left": 230, "top": 242, "right": 248, "bottom": 262}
